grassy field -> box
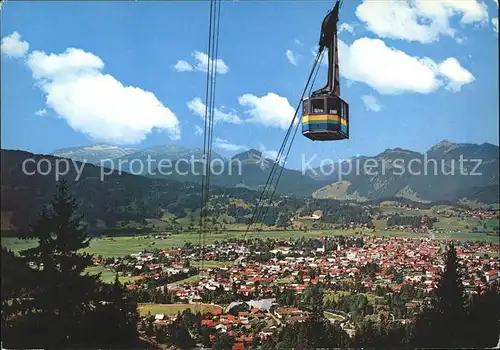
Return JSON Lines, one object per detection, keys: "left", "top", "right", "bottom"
{"left": 138, "top": 303, "right": 222, "bottom": 317}
{"left": 84, "top": 265, "right": 135, "bottom": 284}
{"left": 2, "top": 227, "right": 498, "bottom": 258}
{"left": 198, "top": 261, "right": 231, "bottom": 268}
{"left": 0, "top": 230, "right": 338, "bottom": 257}
{"left": 433, "top": 216, "right": 480, "bottom": 231}
{"left": 324, "top": 311, "right": 346, "bottom": 321}
{"left": 323, "top": 291, "right": 351, "bottom": 303}
{"left": 174, "top": 274, "right": 204, "bottom": 285}
{"left": 378, "top": 204, "right": 499, "bottom": 239}
{"left": 324, "top": 291, "right": 381, "bottom": 304}
{"left": 276, "top": 277, "right": 295, "bottom": 285}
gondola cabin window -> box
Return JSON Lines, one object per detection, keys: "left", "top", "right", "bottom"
{"left": 303, "top": 99, "right": 310, "bottom": 115}
{"left": 327, "top": 98, "right": 338, "bottom": 115}
{"left": 311, "top": 99, "right": 325, "bottom": 114}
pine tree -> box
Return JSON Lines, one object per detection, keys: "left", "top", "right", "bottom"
{"left": 432, "top": 243, "right": 466, "bottom": 319}
{"left": 310, "top": 282, "right": 324, "bottom": 318}
{"left": 9, "top": 180, "right": 100, "bottom": 347}
{"left": 89, "top": 274, "right": 139, "bottom": 347}
{"left": 411, "top": 243, "right": 467, "bottom": 348}
{"left": 465, "top": 282, "right": 500, "bottom": 347}
{"left": 212, "top": 333, "right": 234, "bottom": 350}
{"left": 2, "top": 180, "right": 139, "bottom": 348}
{"left": 1, "top": 247, "right": 37, "bottom": 338}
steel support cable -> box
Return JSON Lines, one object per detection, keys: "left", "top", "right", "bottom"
{"left": 244, "top": 90, "right": 299, "bottom": 235}
{"left": 309, "top": 49, "right": 325, "bottom": 96}
{"left": 203, "top": 0, "right": 222, "bottom": 262}
{"left": 199, "top": 0, "right": 214, "bottom": 230}
{"left": 205, "top": 0, "right": 222, "bottom": 221}
{"left": 198, "top": 0, "right": 215, "bottom": 278}
{"left": 262, "top": 52, "right": 325, "bottom": 227}
{"left": 247, "top": 49, "right": 322, "bottom": 234}
{"left": 244, "top": 49, "right": 323, "bottom": 236}
{"left": 245, "top": 51, "right": 321, "bottom": 235}
{"left": 258, "top": 49, "right": 324, "bottom": 230}
{"left": 254, "top": 42, "right": 325, "bottom": 233}
{"left": 263, "top": 48, "right": 323, "bottom": 213}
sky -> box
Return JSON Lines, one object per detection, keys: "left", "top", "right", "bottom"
{"left": 1, "top": 0, "right": 499, "bottom": 169}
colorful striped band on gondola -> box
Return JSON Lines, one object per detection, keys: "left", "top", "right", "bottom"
{"left": 302, "top": 114, "right": 348, "bottom": 126}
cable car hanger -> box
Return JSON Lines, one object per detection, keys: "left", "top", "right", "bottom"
{"left": 302, "top": 0, "right": 349, "bottom": 141}
{"left": 244, "top": 0, "right": 351, "bottom": 238}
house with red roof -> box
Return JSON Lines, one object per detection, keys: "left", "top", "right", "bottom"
{"left": 485, "top": 270, "right": 499, "bottom": 282}
{"left": 233, "top": 343, "right": 245, "bottom": 350}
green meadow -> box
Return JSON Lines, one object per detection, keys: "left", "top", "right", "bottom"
{"left": 2, "top": 227, "right": 497, "bottom": 259}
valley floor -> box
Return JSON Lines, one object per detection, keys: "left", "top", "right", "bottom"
{"left": 2, "top": 227, "right": 498, "bottom": 258}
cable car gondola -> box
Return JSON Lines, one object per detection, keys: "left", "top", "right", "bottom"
{"left": 302, "top": 0, "right": 349, "bottom": 142}
{"left": 302, "top": 95, "right": 349, "bottom": 141}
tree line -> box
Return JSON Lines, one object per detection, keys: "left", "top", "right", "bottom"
{"left": 1, "top": 180, "right": 141, "bottom": 348}
{"left": 386, "top": 213, "right": 438, "bottom": 228}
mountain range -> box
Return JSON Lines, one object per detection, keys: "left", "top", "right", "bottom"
{"left": 309, "top": 141, "right": 499, "bottom": 202}
{"left": 1, "top": 139, "right": 498, "bottom": 235}
{"left": 53, "top": 144, "right": 320, "bottom": 196}
{"left": 52, "top": 144, "right": 226, "bottom": 174}
{"left": 0, "top": 149, "right": 202, "bottom": 234}
{"left": 48, "top": 140, "right": 499, "bottom": 203}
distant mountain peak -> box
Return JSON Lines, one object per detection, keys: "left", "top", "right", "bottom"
{"left": 427, "top": 140, "right": 498, "bottom": 155}
{"left": 480, "top": 142, "right": 499, "bottom": 149}
{"left": 52, "top": 144, "right": 140, "bottom": 163}
{"left": 434, "top": 139, "right": 457, "bottom": 148}
{"left": 231, "top": 149, "right": 262, "bottom": 160}
{"left": 377, "top": 147, "right": 420, "bottom": 158}
{"left": 427, "top": 140, "right": 464, "bottom": 154}
{"left": 247, "top": 148, "right": 262, "bottom": 155}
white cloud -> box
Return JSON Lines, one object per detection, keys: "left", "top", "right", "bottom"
{"left": 238, "top": 93, "right": 297, "bottom": 130}
{"left": 195, "top": 125, "right": 203, "bottom": 136}
{"left": 35, "top": 109, "right": 47, "bottom": 116}
{"left": 1, "top": 32, "right": 29, "bottom": 58}
{"left": 173, "top": 60, "right": 193, "bottom": 72}
{"left": 338, "top": 37, "right": 475, "bottom": 94}
{"left": 22, "top": 46, "right": 180, "bottom": 144}
{"left": 190, "top": 93, "right": 299, "bottom": 130}
{"left": 214, "top": 138, "right": 247, "bottom": 152}
{"left": 361, "top": 95, "right": 382, "bottom": 112}
{"left": 176, "top": 51, "right": 229, "bottom": 75}
{"left": 187, "top": 97, "right": 242, "bottom": 124}
{"left": 438, "top": 57, "right": 476, "bottom": 92}
{"left": 192, "top": 51, "right": 229, "bottom": 74}
{"left": 493, "top": 17, "right": 499, "bottom": 33}
{"left": 286, "top": 49, "right": 298, "bottom": 65}
{"left": 355, "top": 0, "right": 489, "bottom": 44}
{"left": 294, "top": 39, "right": 303, "bottom": 46}
{"left": 339, "top": 23, "right": 355, "bottom": 33}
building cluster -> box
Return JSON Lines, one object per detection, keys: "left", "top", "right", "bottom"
{"left": 96, "top": 236, "right": 499, "bottom": 297}
{"left": 95, "top": 235, "right": 499, "bottom": 347}
{"left": 435, "top": 207, "right": 499, "bottom": 220}
{"left": 149, "top": 301, "right": 316, "bottom": 348}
